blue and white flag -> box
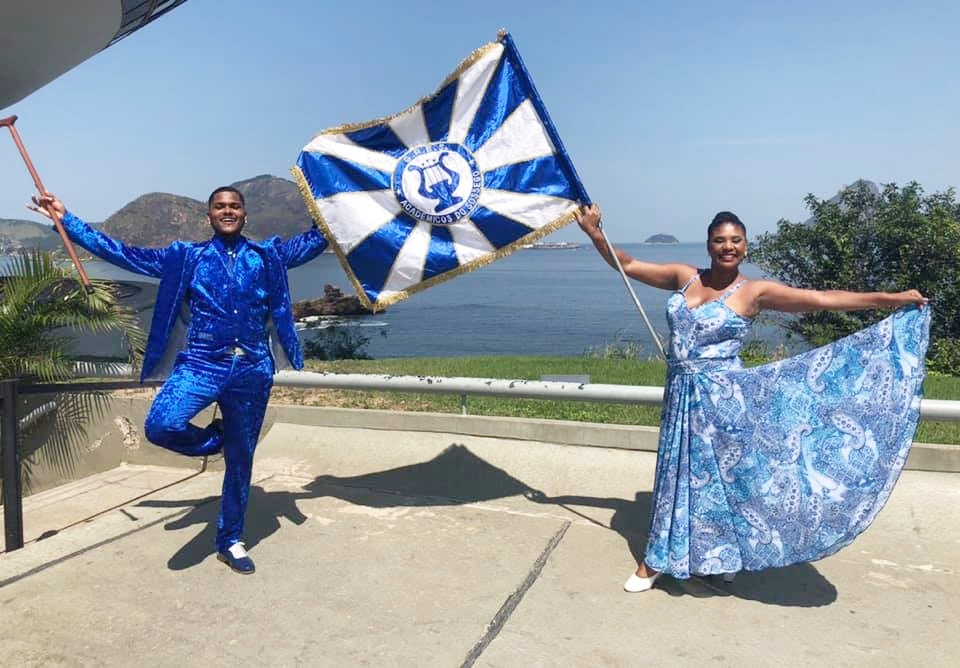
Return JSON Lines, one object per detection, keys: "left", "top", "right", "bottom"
{"left": 292, "top": 32, "right": 589, "bottom": 312}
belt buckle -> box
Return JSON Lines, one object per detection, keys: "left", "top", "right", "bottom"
{"left": 231, "top": 346, "right": 245, "bottom": 357}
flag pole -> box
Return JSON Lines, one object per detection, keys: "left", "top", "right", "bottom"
{"left": 495, "top": 34, "right": 665, "bottom": 358}
{"left": 0, "top": 115, "right": 93, "bottom": 292}
{"left": 597, "top": 226, "right": 667, "bottom": 359}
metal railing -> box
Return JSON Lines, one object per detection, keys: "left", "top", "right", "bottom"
{"left": 272, "top": 371, "right": 960, "bottom": 421}
{"left": 3, "top": 370, "right": 959, "bottom": 552}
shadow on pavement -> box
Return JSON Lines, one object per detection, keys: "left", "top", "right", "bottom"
{"left": 524, "top": 490, "right": 838, "bottom": 607}
{"left": 135, "top": 485, "right": 313, "bottom": 571}
{"left": 137, "top": 443, "right": 837, "bottom": 606}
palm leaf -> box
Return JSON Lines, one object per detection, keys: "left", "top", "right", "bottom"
{"left": 0, "top": 250, "right": 148, "bottom": 491}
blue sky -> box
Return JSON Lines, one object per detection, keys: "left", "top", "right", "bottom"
{"left": 1, "top": 0, "right": 957, "bottom": 242}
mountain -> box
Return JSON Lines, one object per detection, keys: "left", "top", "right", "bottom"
{"left": 101, "top": 193, "right": 209, "bottom": 246}
{"left": 804, "top": 179, "right": 880, "bottom": 225}
{"left": 830, "top": 178, "right": 880, "bottom": 201}
{"left": 230, "top": 174, "right": 316, "bottom": 239}
{"left": 0, "top": 217, "right": 64, "bottom": 253}
{"left": 99, "top": 175, "right": 316, "bottom": 247}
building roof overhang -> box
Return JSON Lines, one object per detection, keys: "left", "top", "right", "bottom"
{"left": 0, "top": 0, "right": 188, "bottom": 111}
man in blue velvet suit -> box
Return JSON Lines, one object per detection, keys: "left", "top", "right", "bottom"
{"left": 32, "top": 187, "right": 328, "bottom": 574}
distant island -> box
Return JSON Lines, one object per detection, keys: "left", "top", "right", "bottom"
{"left": 644, "top": 234, "right": 679, "bottom": 244}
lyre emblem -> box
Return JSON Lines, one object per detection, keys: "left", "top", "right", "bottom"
{"left": 393, "top": 142, "right": 481, "bottom": 225}
{"left": 406, "top": 151, "right": 461, "bottom": 213}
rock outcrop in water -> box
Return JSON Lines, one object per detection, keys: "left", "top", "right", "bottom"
{"left": 292, "top": 284, "right": 374, "bottom": 318}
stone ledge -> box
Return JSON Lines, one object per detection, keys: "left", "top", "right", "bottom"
{"left": 261, "top": 405, "right": 959, "bottom": 473}
{"left": 21, "top": 398, "right": 959, "bottom": 501}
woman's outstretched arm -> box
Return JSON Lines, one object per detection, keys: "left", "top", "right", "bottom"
{"left": 749, "top": 279, "right": 928, "bottom": 314}
{"left": 575, "top": 203, "right": 694, "bottom": 291}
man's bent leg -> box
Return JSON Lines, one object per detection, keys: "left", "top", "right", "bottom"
{"left": 145, "top": 356, "right": 224, "bottom": 457}
{"left": 215, "top": 356, "right": 274, "bottom": 553}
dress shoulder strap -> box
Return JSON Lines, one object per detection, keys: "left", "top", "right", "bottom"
{"left": 679, "top": 271, "right": 702, "bottom": 293}
{"left": 720, "top": 279, "right": 749, "bottom": 300}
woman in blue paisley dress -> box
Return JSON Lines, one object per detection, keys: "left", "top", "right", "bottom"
{"left": 575, "top": 205, "right": 930, "bottom": 593}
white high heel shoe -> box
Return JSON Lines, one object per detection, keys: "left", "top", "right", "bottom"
{"left": 624, "top": 571, "right": 660, "bottom": 593}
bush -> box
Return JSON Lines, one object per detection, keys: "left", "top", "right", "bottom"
{"left": 302, "top": 325, "right": 384, "bottom": 360}
{"left": 753, "top": 182, "right": 960, "bottom": 375}
{"left": 583, "top": 331, "right": 657, "bottom": 360}
{"left": 928, "top": 338, "right": 960, "bottom": 376}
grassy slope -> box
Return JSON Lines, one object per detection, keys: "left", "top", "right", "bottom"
{"left": 291, "top": 356, "right": 960, "bottom": 445}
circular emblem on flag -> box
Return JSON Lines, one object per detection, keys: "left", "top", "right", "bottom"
{"left": 393, "top": 142, "right": 482, "bottom": 225}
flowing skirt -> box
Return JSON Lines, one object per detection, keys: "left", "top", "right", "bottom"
{"left": 644, "top": 306, "right": 931, "bottom": 578}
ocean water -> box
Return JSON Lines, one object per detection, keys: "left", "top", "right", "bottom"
{"left": 288, "top": 243, "right": 676, "bottom": 358}
{"left": 19, "top": 243, "right": 795, "bottom": 360}
{"left": 287, "top": 242, "right": 790, "bottom": 359}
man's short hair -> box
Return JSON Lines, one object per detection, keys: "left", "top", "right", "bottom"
{"left": 207, "top": 186, "right": 245, "bottom": 208}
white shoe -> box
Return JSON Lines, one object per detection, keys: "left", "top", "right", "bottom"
{"left": 624, "top": 571, "right": 660, "bottom": 593}
{"left": 217, "top": 541, "right": 255, "bottom": 574}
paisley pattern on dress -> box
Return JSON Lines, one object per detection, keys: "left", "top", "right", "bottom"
{"left": 644, "top": 273, "right": 931, "bottom": 579}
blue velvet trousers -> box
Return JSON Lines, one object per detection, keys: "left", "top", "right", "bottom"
{"left": 144, "top": 350, "right": 274, "bottom": 553}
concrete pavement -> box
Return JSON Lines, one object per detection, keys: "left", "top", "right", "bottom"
{"left": 0, "top": 415, "right": 958, "bottom": 667}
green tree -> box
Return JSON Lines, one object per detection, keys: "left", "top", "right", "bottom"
{"left": 0, "top": 251, "right": 146, "bottom": 489}
{"left": 752, "top": 181, "right": 960, "bottom": 374}
{"left": 302, "top": 324, "right": 385, "bottom": 360}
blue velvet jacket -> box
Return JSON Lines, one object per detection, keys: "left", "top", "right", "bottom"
{"left": 61, "top": 212, "right": 328, "bottom": 381}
